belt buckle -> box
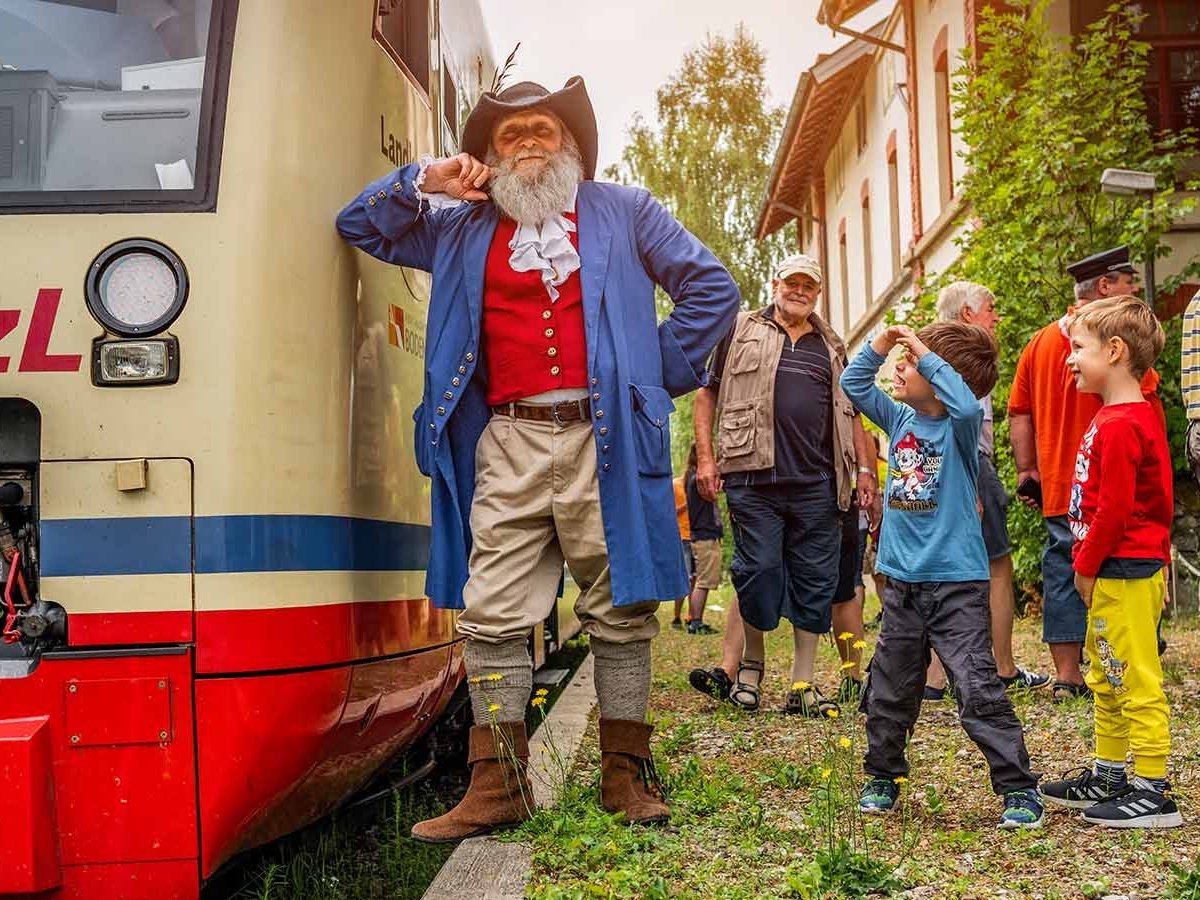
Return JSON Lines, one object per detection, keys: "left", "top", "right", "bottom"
{"left": 551, "top": 399, "right": 584, "bottom": 426}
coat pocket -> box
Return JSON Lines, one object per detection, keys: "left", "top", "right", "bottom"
{"left": 629, "top": 383, "right": 674, "bottom": 476}
{"left": 412, "top": 403, "right": 434, "bottom": 477}
{"left": 718, "top": 400, "right": 757, "bottom": 460}
{"left": 727, "top": 334, "right": 762, "bottom": 375}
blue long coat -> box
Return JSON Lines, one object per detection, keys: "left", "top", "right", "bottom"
{"left": 336, "top": 163, "right": 740, "bottom": 609}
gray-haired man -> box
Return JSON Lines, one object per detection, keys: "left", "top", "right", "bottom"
{"left": 927, "top": 282, "right": 1049, "bottom": 695}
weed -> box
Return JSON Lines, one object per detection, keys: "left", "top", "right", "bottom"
{"left": 1167, "top": 857, "right": 1200, "bottom": 900}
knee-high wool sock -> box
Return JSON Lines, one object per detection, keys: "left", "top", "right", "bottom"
{"left": 465, "top": 638, "right": 533, "bottom": 724}
{"left": 591, "top": 638, "right": 652, "bottom": 722}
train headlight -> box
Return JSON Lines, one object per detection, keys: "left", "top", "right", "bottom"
{"left": 92, "top": 338, "right": 180, "bottom": 387}
{"left": 86, "top": 239, "right": 188, "bottom": 337}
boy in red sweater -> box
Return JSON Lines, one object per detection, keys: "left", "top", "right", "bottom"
{"left": 1039, "top": 295, "right": 1181, "bottom": 828}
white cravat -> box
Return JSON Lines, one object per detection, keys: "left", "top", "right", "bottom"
{"left": 414, "top": 156, "right": 581, "bottom": 301}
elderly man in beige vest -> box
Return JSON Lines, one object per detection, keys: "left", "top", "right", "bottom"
{"left": 690, "top": 254, "right": 877, "bottom": 715}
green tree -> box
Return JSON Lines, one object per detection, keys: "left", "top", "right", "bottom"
{"left": 606, "top": 26, "right": 790, "bottom": 469}
{"left": 916, "top": 0, "right": 1199, "bottom": 588}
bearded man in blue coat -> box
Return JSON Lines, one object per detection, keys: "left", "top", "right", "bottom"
{"left": 336, "top": 77, "right": 738, "bottom": 841}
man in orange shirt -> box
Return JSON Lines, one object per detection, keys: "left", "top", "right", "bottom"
{"left": 1009, "top": 246, "right": 1164, "bottom": 702}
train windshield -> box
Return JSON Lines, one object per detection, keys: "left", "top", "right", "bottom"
{"left": 0, "top": 0, "right": 219, "bottom": 205}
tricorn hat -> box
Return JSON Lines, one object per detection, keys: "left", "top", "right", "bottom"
{"left": 462, "top": 76, "right": 598, "bottom": 180}
{"left": 1066, "top": 245, "right": 1137, "bottom": 283}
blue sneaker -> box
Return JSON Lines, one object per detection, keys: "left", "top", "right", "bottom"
{"left": 859, "top": 777, "right": 900, "bottom": 814}
{"left": 999, "top": 788, "right": 1044, "bottom": 829}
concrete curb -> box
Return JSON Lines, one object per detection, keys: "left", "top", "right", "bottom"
{"left": 422, "top": 654, "right": 596, "bottom": 900}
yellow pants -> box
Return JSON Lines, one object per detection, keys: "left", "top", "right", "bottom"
{"left": 1085, "top": 571, "right": 1170, "bottom": 779}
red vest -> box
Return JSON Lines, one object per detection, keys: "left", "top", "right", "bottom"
{"left": 481, "top": 215, "right": 588, "bottom": 406}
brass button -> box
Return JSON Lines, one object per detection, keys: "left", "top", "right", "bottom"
{"left": 436, "top": 406, "right": 446, "bottom": 415}
{"left": 452, "top": 377, "right": 461, "bottom": 386}
{"left": 542, "top": 310, "right": 552, "bottom": 320}
{"left": 444, "top": 391, "right": 453, "bottom": 400}
{"left": 377, "top": 190, "right": 387, "bottom": 199}
{"left": 393, "top": 182, "right": 403, "bottom": 191}
{"left": 544, "top": 328, "right": 554, "bottom": 338}
{"left": 465, "top": 353, "right": 475, "bottom": 362}
{"left": 368, "top": 197, "right": 377, "bottom": 206}
{"left": 458, "top": 366, "right": 467, "bottom": 374}
{"left": 595, "top": 409, "right": 604, "bottom": 418}
{"left": 550, "top": 365, "right": 561, "bottom": 375}
{"left": 599, "top": 426, "right": 608, "bottom": 435}
{"left": 547, "top": 347, "right": 558, "bottom": 357}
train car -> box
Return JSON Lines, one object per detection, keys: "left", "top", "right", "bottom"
{"left": 0, "top": 1, "right": 534, "bottom": 897}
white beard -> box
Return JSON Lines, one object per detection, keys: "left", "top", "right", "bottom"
{"left": 487, "top": 146, "right": 583, "bottom": 226}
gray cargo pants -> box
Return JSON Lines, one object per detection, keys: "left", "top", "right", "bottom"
{"left": 862, "top": 578, "right": 1035, "bottom": 795}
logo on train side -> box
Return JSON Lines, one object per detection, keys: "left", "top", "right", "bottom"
{"left": 0, "top": 289, "right": 83, "bottom": 373}
{"left": 387, "top": 304, "right": 424, "bottom": 358}
{"left": 380, "top": 115, "right": 415, "bottom": 167}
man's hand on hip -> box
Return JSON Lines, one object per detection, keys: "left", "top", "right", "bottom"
{"left": 697, "top": 458, "right": 723, "bottom": 502}
{"left": 423, "top": 154, "right": 493, "bottom": 201}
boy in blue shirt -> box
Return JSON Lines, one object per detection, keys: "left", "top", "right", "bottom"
{"left": 840, "top": 322, "right": 1043, "bottom": 829}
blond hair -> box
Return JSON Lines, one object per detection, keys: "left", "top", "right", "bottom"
{"left": 1069, "top": 295, "right": 1164, "bottom": 379}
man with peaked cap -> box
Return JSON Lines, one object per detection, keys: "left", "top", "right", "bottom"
{"left": 336, "top": 77, "right": 739, "bottom": 841}
{"left": 1008, "top": 246, "right": 1164, "bottom": 703}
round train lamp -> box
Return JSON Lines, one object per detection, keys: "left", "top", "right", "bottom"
{"left": 85, "top": 239, "right": 189, "bottom": 337}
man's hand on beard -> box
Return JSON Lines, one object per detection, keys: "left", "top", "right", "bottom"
{"left": 424, "top": 153, "right": 493, "bottom": 201}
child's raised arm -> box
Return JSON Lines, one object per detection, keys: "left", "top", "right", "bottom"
{"left": 893, "top": 329, "right": 982, "bottom": 421}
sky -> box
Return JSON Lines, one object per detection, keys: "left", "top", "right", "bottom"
{"left": 479, "top": 0, "right": 858, "bottom": 174}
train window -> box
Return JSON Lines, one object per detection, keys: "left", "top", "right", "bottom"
{"left": 0, "top": 0, "right": 233, "bottom": 211}
{"left": 375, "top": 0, "right": 431, "bottom": 95}
{"left": 444, "top": 66, "right": 459, "bottom": 136}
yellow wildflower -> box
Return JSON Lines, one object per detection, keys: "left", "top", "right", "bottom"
{"left": 531, "top": 697, "right": 546, "bottom": 707}
{"left": 839, "top": 737, "right": 852, "bottom": 749}
{"left": 837, "top": 631, "right": 854, "bottom": 641}
{"left": 826, "top": 709, "right": 840, "bottom": 719}
{"left": 486, "top": 673, "right": 504, "bottom": 682}
{"left": 468, "top": 676, "right": 483, "bottom": 685}
{"left": 894, "top": 776, "right": 908, "bottom": 784}
{"left": 792, "top": 681, "right": 811, "bottom": 691}
{"left": 852, "top": 640, "right": 868, "bottom": 651}
{"left": 821, "top": 768, "right": 832, "bottom": 780}
{"left": 487, "top": 703, "right": 501, "bottom": 713}
{"left": 535, "top": 688, "right": 549, "bottom": 697}
{"left": 840, "top": 661, "right": 856, "bottom": 670}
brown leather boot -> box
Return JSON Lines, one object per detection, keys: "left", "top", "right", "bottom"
{"left": 599, "top": 718, "right": 671, "bottom": 825}
{"left": 411, "top": 722, "right": 535, "bottom": 843}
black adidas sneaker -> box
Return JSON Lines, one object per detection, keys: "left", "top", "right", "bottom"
{"left": 1039, "top": 767, "right": 1126, "bottom": 809}
{"left": 1081, "top": 784, "right": 1183, "bottom": 829}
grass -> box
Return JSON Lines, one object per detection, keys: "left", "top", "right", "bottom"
{"left": 520, "top": 585, "right": 1200, "bottom": 899}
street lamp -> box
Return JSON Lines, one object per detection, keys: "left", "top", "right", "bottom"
{"left": 1100, "top": 167, "right": 1158, "bottom": 307}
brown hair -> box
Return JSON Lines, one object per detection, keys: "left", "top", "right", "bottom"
{"left": 916, "top": 321, "right": 999, "bottom": 399}
{"left": 1069, "top": 294, "right": 1165, "bottom": 379}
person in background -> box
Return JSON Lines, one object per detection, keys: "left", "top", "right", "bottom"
{"left": 842, "top": 322, "right": 1043, "bottom": 829}
{"left": 685, "top": 443, "right": 722, "bottom": 635}
{"left": 671, "top": 468, "right": 694, "bottom": 629}
{"left": 924, "top": 282, "right": 1050, "bottom": 700}
{"left": 694, "top": 254, "right": 877, "bottom": 716}
{"left": 1039, "top": 296, "right": 1180, "bottom": 829}
{"left": 1008, "top": 247, "right": 1164, "bottom": 703}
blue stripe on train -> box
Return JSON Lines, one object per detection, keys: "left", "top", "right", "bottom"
{"left": 40, "top": 515, "right": 432, "bottom": 577}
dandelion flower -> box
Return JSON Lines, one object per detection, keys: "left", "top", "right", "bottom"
{"left": 839, "top": 737, "right": 852, "bottom": 749}
{"left": 487, "top": 703, "right": 501, "bottom": 713}
{"left": 852, "top": 640, "right": 868, "bottom": 651}
{"left": 826, "top": 709, "right": 840, "bottom": 719}
{"left": 486, "top": 673, "right": 504, "bottom": 682}
{"left": 840, "top": 661, "right": 856, "bottom": 670}
{"left": 838, "top": 631, "right": 854, "bottom": 641}
{"left": 894, "top": 776, "right": 908, "bottom": 784}
{"left": 535, "top": 688, "right": 549, "bottom": 697}
{"left": 792, "top": 681, "right": 811, "bottom": 691}
{"left": 821, "top": 768, "right": 832, "bottom": 780}
{"left": 531, "top": 697, "right": 546, "bottom": 707}
{"left": 469, "top": 676, "right": 483, "bottom": 684}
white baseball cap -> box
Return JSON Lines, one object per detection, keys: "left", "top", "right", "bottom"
{"left": 773, "top": 253, "right": 823, "bottom": 285}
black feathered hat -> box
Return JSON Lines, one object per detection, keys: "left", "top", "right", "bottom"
{"left": 461, "top": 76, "right": 598, "bottom": 180}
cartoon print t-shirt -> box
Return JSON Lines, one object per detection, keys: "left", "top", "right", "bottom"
{"left": 840, "top": 346, "right": 989, "bottom": 583}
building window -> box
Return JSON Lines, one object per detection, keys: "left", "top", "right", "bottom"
{"left": 1074, "top": 0, "right": 1200, "bottom": 133}
{"left": 933, "top": 36, "right": 954, "bottom": 209}
{"left": 855, "top": 96, "right": 868, "bottom": 156}
{"left": 831, "top": 132, "right": 847, "bottom": 198}
{"left": 887, "top": 146, "right": 902, "bottom": 275}
{"left": 375, "top": 0, "right": 430, "bottom": 94}
{"left": 861, "top": 190, "right": 873, "bottom": 308}
{"left": 838, "top": 223, "right": 850, "bottom": 334}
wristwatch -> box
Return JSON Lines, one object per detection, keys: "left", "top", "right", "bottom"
{"left": 858, "top": 466, "right": 877, "bottom": 478}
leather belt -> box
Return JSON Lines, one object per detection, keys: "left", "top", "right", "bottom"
{"left": 491, "top": 398, "right": 592, "bottom": 424}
